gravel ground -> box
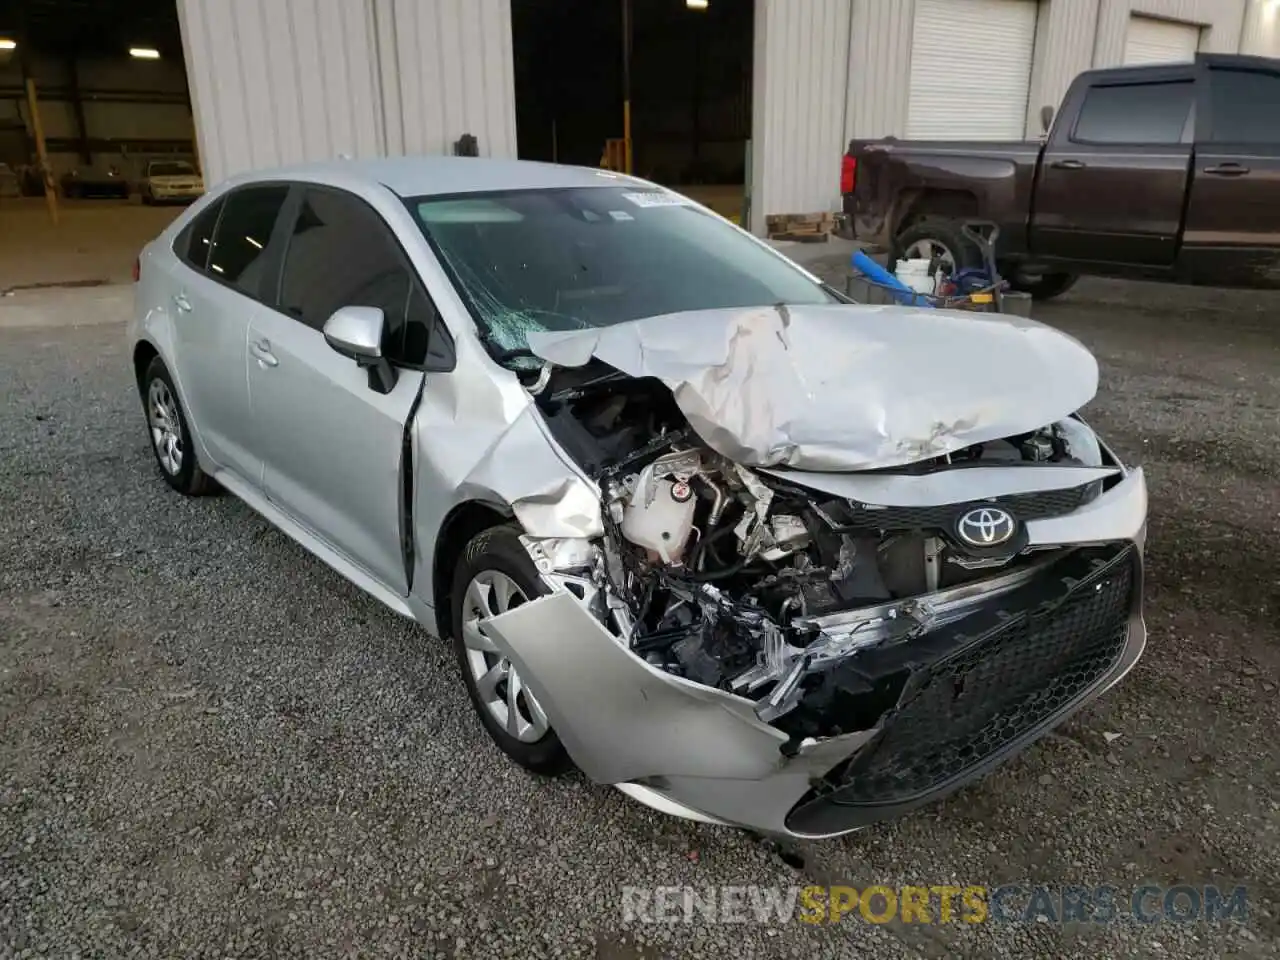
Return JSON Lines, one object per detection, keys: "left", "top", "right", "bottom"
{"left": 1, "top": 274, "right": 1278, "bottom": 959}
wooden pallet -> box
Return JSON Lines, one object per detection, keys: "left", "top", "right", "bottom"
{"left": 766, "top": 212, "right": 836, "bottom": 243}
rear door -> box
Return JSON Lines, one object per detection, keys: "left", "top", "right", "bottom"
{"left": 1179, "top": 59, "right": 1280, "bottom": 287}
{"left": 245, "top": 184, "right": 432, "bottom": 595}
{"left": 1031, "top": 67, "right": 1194, "bottom": 267}
{"left": 167, "top": 184, "right": 290, "bottom": 484}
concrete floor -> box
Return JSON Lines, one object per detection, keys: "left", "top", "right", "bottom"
{"left": 0, "top": 197, "right": 185, "bottom": 294}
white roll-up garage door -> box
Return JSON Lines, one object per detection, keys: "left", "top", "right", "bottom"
{"left": 906, "top": 0, "right": 1037, "bottom": 140}
{"left": 1124, "top": 16, "right": 1201, "bottom": 65}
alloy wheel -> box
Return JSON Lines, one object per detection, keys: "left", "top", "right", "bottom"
{"left": 461, "top": 570, "right": 551, "bottom": 743}
{"left": 147, "top": 378, "right": 183, "bottom": 476}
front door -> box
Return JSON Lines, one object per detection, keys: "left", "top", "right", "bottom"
{"left": 1179, "top": 61, "right": 1280, "bottom": 287}
{"left": 246, "top": 185, "right": 437, "bottom": 596}
{"left": 1031, "top": 70, "right": 1194, "bottom": 268}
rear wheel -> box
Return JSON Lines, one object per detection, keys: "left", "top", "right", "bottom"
{"left": 1007, "top": 270, "right": 1080, "bottom": 301}
{"left": 891, "top": 218, "right": 985, "bottom": 276}
{"left": 140, "top": 356, "right": 218, "bottom": 496}
{"left": 451, "top": 525, "right": 571, "bottom": 775}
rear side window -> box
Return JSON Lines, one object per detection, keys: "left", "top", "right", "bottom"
{"left": 1208, "top": 68, "right": 1280, "bottom": 143}
{"left": 277, "top": 187, "right": 433, "bottom": 365}
{"left": 207, "top": 184, "right": 290, "bottom": 296}
{"left": 1073, "top": 80, "right": 1193, "bottom": 144}
{"left": 174, "top": 198, "right": 223, "bottom": 272}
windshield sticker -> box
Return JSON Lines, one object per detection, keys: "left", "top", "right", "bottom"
{"left": 620, "top": 191, "right": 691, "bottom": 208}
{"left": 608, "top": 210, "right": 635, "bottom": 221}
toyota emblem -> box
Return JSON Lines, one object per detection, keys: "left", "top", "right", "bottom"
{"left": 956, "top": 506, "right": 1017, "bottom": 547}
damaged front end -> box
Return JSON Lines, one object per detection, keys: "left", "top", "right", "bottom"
{"left": 477, "top": 306, "right": 1148, "bottom": 837}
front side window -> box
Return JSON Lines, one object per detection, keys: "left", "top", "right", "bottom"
{"left": 207, "top": 184, "right": 289, "bottom": 296}
{"left": 409, "top": 186, "right": 835, "bottom": 362}
{"left": 1073, "top": 81, "right": 1193, "bottom": 144}
{"left": 1208, "top": 68, "right": 1280, "bottom": 143}
{"left": 277, "top": 187, "right": 432, "bottom": 365}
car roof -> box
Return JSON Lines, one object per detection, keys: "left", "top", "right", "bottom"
{"left": 222, "top": 155, "right": 650, "bottom": 198}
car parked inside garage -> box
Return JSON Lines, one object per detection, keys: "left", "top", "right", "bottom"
{"left": 140, "top": 159, "right": 204, "bottom": 205}
{"left": 129, "top": 157, "right": 1148, "bottom": 838}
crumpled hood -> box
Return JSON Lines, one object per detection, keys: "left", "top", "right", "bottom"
{"left": 526, "top": 303, "right": 1099, "bottom": 472}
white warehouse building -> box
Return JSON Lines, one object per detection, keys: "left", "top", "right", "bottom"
{"left": 177, "top": 0, "right": 1280, "bottom": 236}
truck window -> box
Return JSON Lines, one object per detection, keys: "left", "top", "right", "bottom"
{"left": 1208, "top": 68, "right": 1280, "bottom": 143}
{"left": 1072, "top": 81, "right": 1193, "bottom": 145}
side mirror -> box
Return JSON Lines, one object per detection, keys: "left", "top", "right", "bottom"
{"left": 1039, "top": 105, "right": 1054, "bottom": 135}
{"left": 323, "top": 305, "right": 397, "bottom": 394}
{"left": 323, "top": 305, "right": 385, "bottom": 360}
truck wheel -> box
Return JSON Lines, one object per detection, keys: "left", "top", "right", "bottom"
{"left": 892, "top": 219, "right": 984, "bottom": 276}
{"left": 1008, "top": 271, "right": 1080, "bottom": 301}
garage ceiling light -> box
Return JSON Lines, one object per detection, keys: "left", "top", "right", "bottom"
{"left": 0, "top": 38, "right": 16, "bottom": 50}
{"left": 129, "top": 47, "right": 161, "bottom": 60}
{"left": 686, "top": 0, "right": 708, "bottom": 9}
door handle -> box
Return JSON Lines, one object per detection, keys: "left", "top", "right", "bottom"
{"left": 1050, "top": 159, "right": 1086, "bottom": 170}
{"left": 173, "top": 293, "right": 192, "bottom": 312}
{"left": 1203, "top": 163, "right": 1250, "bottom": 176}
{"left": 250, "top": 339, "right": 278, "bottom": 367}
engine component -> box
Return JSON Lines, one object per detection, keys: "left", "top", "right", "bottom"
{"left": 761, "top": 514, "right": 810, "bottom": 562}
{"left": 621, "top": 478, "right": 698, "bottom": 564}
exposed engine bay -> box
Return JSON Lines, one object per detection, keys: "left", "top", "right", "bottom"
{"left": 534, "top": 365, "right": 1113, "bottom": 739}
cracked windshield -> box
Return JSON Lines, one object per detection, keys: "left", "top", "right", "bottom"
{"left": 412, "top": 185, "right": 836, "bottom": 366}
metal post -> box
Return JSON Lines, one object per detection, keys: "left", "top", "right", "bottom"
{"left": 24, "top": 78, "right": 58, "bottom": 225}
{"left": 621, "top": 0, "right": 633, "bottom": 174}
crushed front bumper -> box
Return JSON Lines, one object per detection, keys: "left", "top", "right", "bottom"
{"left": 479, "top": 477, "right": 1148, "bottom": 839}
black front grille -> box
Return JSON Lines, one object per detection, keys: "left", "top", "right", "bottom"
{"left": 786, "top": 546, "right": 1136, "bottom": 832}
{"left": 837, "top": 484, "right": 1090, "bottom": 533}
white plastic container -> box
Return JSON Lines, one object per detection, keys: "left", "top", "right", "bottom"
{"left": 621, "top": 478, "right": 698, "bottom": 564}
{"left": 894, "top": 257, "right": 936, "bottom": 295}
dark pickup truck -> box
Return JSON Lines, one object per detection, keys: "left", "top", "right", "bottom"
{"left": 842, "top": 53, "right": 1280, "bottom": 299}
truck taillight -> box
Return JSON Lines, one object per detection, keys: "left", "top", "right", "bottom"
{"left": 840, "top": 155, "right": 856, "bottom": 195}
{"left": 132, "top": 256, "right": 140, "bottom": 283}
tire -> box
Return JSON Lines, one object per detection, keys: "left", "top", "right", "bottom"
{"left": 450, "top": 524, "right": 571, "bottom": 776}
{"left": 140, "top": 356, "right": 218, "bottom": 496}
{"left": 1007, "top": 270, "right": 1080, "bottom": 301}
{"left": 891, "top": 218, "right": 985, "bottom": 275}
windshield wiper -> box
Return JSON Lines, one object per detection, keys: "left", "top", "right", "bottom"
{"left": 477, "top": 331, "right": 543, "bottom": 366}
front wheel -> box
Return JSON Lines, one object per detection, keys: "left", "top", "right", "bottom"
{"left": 1007, "top": 270, "right": 1080, "bottom": 301}
{"left": 451, "top": 525, "right": 572, "bottom": 776}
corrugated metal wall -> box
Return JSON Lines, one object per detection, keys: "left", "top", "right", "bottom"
{"left": 374, "top": 0, "right": 517, "bottom": 160}
{"left": 836, "top": 0, "right": 1254, "bottom": 148}
{"left": 749, "top": 0, "right": 853, "bottom": 231}
{"left": 177, "top": 0, "right": 516, "bottom": 187}
{"left": 1094, "top": 0, "right": 1245, "bottom": 64}
{"left": 1025, "top": 0, "right": 1099, "bottom": 134}
{"left": 1241, "top": 0, "right": 1280, "bottom": 54}
{"left": 844, "top": 0, "right": 917, "bottom": 139}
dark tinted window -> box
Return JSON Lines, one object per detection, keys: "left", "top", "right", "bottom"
{"left": 207, "top": 185, "right": 289, "bottom": 296}
{"left": 278, "top": 188, "right": 431, "bottom": 365}
{"left": 1073, "top": 81, "right": 1193, "bottom": 144}
{"left": 1209, "top": 68, "right": 1280, "bottom": 142}
{"left": 175, "top": 198, "right": 223, "bottom": 272}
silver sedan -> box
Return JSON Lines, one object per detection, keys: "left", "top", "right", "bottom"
{"left": 128, "top": 157, "right": 1148, "bottom": 838}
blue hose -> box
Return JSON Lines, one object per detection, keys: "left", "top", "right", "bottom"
{"left": 850, "top": 250, "right": 934, "bottom": 308}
